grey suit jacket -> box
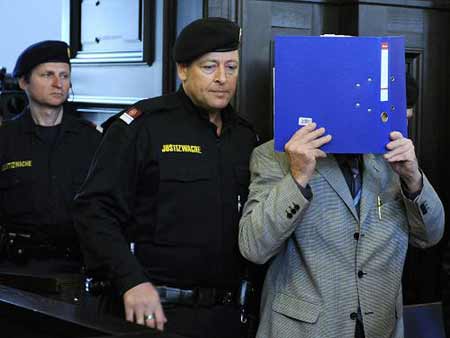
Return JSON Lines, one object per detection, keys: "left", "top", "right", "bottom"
{"left": 239, "top": 140, "right": 444, "bottom": 338}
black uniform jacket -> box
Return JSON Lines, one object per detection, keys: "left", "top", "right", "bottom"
{"left": 0, "top": 108, "right": 101, "bottom": 245}
{"left": 74, "top": 87, "right": 258, "bottom": 295}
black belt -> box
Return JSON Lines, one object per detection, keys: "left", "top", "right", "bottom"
{"left": 84, "top": 278, "right": 237, "bottom": 307}
{"left": 156, "top": 286, "right": 237, "bottom": 307}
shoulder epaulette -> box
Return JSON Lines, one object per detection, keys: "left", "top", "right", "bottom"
{"left": 102, "top": 94, "right": 179, "bottom": 132}
{"left": 3, "top": 112, "right": 24, "bottom": 126}
{"left": 79, "top": 118, "right": 103, "bottom": 133}
{"left": 119, "top": 106, "right": 143, "bottom": 125}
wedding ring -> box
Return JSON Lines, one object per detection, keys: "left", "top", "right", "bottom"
{"left": 144, "top": 313, "right": 154, "bottom": 321}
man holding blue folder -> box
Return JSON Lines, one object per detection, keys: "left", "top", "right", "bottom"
{"left": 238, "top": 77, "right": 444, "bottom": 338}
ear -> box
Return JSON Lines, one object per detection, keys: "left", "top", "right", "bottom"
{"left": 176, "top": 63, "right": 189, "bottom": 82}
{"left": 18, "top": 77, "right": 28, "bottom": 91}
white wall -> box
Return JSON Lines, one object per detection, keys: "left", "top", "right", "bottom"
{"left": 0, "top": 0, "right": 64, "bottom": 73}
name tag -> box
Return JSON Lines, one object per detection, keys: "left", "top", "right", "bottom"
{"left": 161, "top": 144, "right": 202, "bottom": 154}
{"left": 1, "top": 160, "right": 32, "bottom": 172}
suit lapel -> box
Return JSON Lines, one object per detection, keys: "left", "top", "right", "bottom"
{"left": 275, "top": 152, "right": 382, "bottom": 225}
{"left": 316, "top": 155, "right": 359, "bottom": 221}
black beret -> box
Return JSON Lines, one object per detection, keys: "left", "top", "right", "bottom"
{"left": 13, "top": 40, "right": 71, "bottom": 78}
{"left": 406, "top": 73, "right": 419, "bottom": 109}
{"left": 173, "top": 17, "right": 241, "bottom": 63}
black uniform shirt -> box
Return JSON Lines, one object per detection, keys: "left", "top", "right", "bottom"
{"left": 0, "top": 108, "right": 101, "bottom": 244}
{"left": 75, "top": 87, "right": 258, "bottom": 294}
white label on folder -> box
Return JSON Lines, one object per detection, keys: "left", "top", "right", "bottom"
{"left": 273, "top": 67, "right": 276, "bottom": 118}
{"left": 298, "top": 117, "right": 313, "bottom": 126}
{"left": 380, "top": 42, "right": 389, "bottom": 102}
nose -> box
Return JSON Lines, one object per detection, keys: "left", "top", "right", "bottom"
{"left": 52, "top": 75, "right": 63, "bottom": 88}
{"left": 214, "top": 65, "right": 227, "bottom": 84}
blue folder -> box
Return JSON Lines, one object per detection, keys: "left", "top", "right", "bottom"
{"left": 274, "top": 36, "right": 407, "bottom": 153}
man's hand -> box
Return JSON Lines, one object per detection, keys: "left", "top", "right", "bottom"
{"left": 285, "top": 122, "right": 332, "bottom": 187}
{"left": 384, "top": 131, "right": 422, "bottom": 194}
{"left": 123, "top": 282, "right": 167, "bottom": 331}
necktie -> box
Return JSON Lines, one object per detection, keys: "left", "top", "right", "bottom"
{"left": 349, "top": 157, "right": 362, "bottom": 212}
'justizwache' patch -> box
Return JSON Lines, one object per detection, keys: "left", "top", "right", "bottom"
{"left": 161, "top": 144, "right": 202, "bottom": 154}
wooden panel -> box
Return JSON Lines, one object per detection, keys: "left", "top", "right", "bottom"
{"left": 303, "top": 0, "right": 450, "bottom": 8}
{"left": 404, "top": 49, "right": 423, "bottom": 153}
{"left": 206, "top": 0, "right": 236, "bottom": 20}
{"left": 417, "top": 9, "right": 449, "bottom": 191}
{"left": 240, "top": 0, "right": 273, "bottom": 137}
{"left": 271, "top": 2, "right": 312, "bottom": 29}
{"left": 240, "top": 0, "right": 341, "bottom": 141}
{"left": 387, "top": 7, "right": 424, "bottom": 33}
{"left": 162, "top": 0, "right": 177, "bottom": 94}
{"left": 359, "top": 5, "right": 424, "bottom": 48}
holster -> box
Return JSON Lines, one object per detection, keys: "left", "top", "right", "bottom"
{"left": 238, "top": 275, "right": 262, "bottom": 338}
{"left": 1, "top": 227, "right": 80, "bottom": 265}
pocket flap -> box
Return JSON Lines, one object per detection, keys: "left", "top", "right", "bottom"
{"left": 272, "top": 293, "right": 321, "bottom": 323}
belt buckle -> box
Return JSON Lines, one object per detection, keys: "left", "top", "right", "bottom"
{"left": 84, "top": 277, "right": 110, "bottom": 295}
{"left": 221, "top": 291, "right": 233, "bottom": 305}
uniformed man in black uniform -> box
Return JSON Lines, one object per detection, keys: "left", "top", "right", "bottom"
{"left": 0, "top": 40, "right": 101, "bottom": 301}
{"left": 74, "top": 18, "right": 258, "bottom": 337}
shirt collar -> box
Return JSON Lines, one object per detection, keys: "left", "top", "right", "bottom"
{"left": 175, "top": 86, "right": 237, "bottom": 128}
{"left": 19, "top": 105, "right": 80, "bottom": 135}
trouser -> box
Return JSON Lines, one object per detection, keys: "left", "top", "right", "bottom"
{"left": 86, "top": 291, "right": 245, "bottom": 338}
{"left": 163, "top": 303, "right": 243, "bottom": 338}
